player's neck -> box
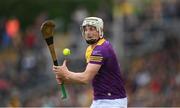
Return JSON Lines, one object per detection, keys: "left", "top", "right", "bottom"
{"left": 91, "top": 44, "right": 96, "bottom": 49}
{"left": 89, "top": 37, "right": 104, "bottom": 48}
{"left": 90, "top": 38, "right": 101, "bottom": 48}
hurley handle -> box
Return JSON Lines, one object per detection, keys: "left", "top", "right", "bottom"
{"left": 53, "top": 60, "right": 67, "bottom": 99}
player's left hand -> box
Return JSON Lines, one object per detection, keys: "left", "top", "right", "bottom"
{"left": 53, "top": 60, "right": 69, "bottom": 79}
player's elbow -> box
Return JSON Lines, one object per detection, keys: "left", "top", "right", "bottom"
{"left": 78, "top": 71, "right": 93, "bottom": 84}
{"left": 80, "top": 79, "right": 89, "bottom": 85}
{"left": 80, "top": 77, "right": 91, "bottom": 84}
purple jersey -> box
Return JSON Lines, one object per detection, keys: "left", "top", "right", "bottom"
{"left": 85, "top": 38, "right": 126, "bottom": 100}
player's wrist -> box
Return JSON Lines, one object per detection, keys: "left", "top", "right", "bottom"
{"left": 64, "top": 70, "right": 70, "bottom": 80}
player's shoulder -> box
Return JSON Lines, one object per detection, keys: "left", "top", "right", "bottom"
{"left": 86, "top": 45, "right": 92, "bottom": 51}
{"left": 95, "top": 38, "right": 111, "bottom": 50}
{"left": 93, "top": 38, "right": 111, "bottom": 55}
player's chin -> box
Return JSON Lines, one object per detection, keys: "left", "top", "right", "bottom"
{"left": 86, "top": 38, "right": 99, "bottom": 44}
{"left": 86, "top": 39, "right": 95, "bottom": 44}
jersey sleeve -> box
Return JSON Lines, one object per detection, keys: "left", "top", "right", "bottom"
{"left": 89, "top": 46, "right": 105, "bottom": 65}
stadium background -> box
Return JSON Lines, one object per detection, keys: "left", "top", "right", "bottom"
{"left": 0, "top": 0, "right": 179, "bottom": 107}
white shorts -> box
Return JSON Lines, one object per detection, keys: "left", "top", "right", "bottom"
{"left": 90, "top": 97, "right": 128, "bottom": 108}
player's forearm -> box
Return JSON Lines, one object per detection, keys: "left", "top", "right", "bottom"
{"left": 63, "top": 71, "right": 90, "bottom": 84}
{"left": 54, "top": 63, "right": 100, "bottom": 84}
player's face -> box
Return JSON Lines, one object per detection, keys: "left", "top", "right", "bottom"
{"left": 83, "top": 25, "right": 100, "bottom": 45}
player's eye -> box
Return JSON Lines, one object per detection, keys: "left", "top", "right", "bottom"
{"left": 89, "top": 26, "right": 96, "bottom": 31}
{"left": 84, "top": 27, "right": 88, "bottom": 32}
{"left": 84, "top": 26, "right": 96, "bottom": 32}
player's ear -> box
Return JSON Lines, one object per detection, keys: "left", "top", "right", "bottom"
{"left": 100, "top": 28, "right": 103, "bottom": 38}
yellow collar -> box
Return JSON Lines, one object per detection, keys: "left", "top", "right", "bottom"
{"left": 90, "top": 38, "right": 106, "bottom": 49}
{"left": 97, "top": 38, "right": 106, "bottom": 45}
{"left": 85, "top": 38, "right": 106, "bottom": 63}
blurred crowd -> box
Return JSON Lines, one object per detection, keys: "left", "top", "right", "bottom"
{"left": 116, "top": 0, "right": 180, "bottom": 106}
{"left": 0, "top": 0, "right": 180, "bottom": 107}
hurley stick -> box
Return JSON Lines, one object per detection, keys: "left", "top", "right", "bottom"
{"left": 40, "top": 20, "right": 67, "bottom": 99}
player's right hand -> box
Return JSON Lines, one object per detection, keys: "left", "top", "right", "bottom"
{"left": 53, "top": 60, "right": 69, "bottom": 80}
{"left": 55, "top": 75, "right": 62, "bottom": 84}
